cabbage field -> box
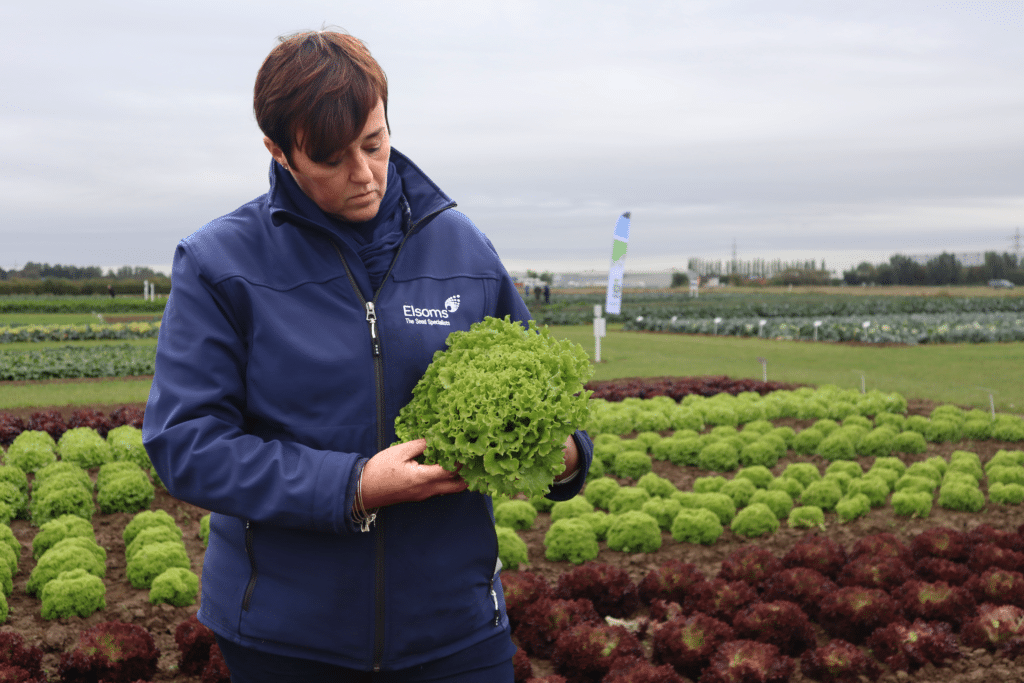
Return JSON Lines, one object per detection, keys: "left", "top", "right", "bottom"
{"left": 0, "top": 322, "right": 160, "bottom": 344}
{"left": 623, "top": 312, "right": 1024, "bottom": 344}
{"left": 527, "top": 290, "right": 1024, "bottom": 334}
{"left": 0, "top": 344, "right": 156, "bottom": 381}
{"left": 530, "top": 291, "right": 1024, "bottom": 344}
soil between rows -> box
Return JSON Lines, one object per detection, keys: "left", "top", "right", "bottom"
{"left": 3, "top": 399, "right": 1024, "bottom": 682}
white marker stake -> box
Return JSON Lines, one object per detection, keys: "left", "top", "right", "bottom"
{"left": 758, "top": 320, "right": 767, "bottom": 337}
{"left": 714, "top": 317, "right": 722, "bottom": 335}
{"left": 973, "top": 387, "right": 997, "bottom": 419}
{"left": 593, "top": 305, "right": 605, "bottom": 363}
{"left": 604, "top": 212, "right": 631, "bottom": 315}
{"left": 862, "top": 320, "right": 870, "bottom": 341}
{"left": 813, "top": 320, "right": 822, "bottom": 341}
{"left": 757, "top": 357, "right": 767, "bottom": 382}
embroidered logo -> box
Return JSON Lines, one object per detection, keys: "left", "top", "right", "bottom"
{"left": 402, "top": 294, "right": 461, "bottom": 328}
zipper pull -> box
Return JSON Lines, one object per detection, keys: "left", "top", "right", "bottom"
{"left": 365, "top": 302, "right": 381, "bottom": 357}
{"left": 490, "top": 580, "right": 500, "bottom": 626}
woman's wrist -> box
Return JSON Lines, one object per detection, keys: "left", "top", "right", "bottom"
{"left": 553, "top": 434, "right": 580, "bottom": 483}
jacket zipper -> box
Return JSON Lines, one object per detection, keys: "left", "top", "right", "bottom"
{"left": 330, "top": 196, "right": 453, "bottom": 671}
{"left": 332, "top": 243, "right": 392, "bottom": 671}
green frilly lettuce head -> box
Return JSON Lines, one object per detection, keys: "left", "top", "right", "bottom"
{"left": 394, "top": 316, "right": 593, "bottom": 498}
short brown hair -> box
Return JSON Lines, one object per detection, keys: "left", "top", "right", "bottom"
{"left": 254, "top": 30, "right": 388, "bottom": 165}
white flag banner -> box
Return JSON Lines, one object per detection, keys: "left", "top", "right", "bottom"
{"left": 604, "top": 212, "right": 631, "bottom": 315}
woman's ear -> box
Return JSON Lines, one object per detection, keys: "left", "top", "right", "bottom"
{"left": 263, "top": 137, "right": 290, "bottom": 170}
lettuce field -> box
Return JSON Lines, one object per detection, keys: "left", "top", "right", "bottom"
{"left": 1, "top": 378, "right": 1024, "bottom": 682}
{"left": 1, "top": 290, "right": 1024, "bottom": 682}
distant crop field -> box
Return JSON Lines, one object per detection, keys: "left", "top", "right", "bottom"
{"left": 0, "top": 313, "right": 160, "bottom": 326}
{"left": 722, "top": 285, "right": 1024, "bottom": 298}
{"left": 0, "top": 313, "right": 102, "bottom": 326}
{"left": 548, "top": 285, "right": 1024, "bottom": 297}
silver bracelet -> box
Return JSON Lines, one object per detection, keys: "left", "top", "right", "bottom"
{"left": 352, "top": 460, "right": 377, "bottom": 532}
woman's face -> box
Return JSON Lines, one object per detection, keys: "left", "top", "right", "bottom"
{"left": 264, "top": 99, "right": 390, "bottom": 223}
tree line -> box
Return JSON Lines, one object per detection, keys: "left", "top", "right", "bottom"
{"left": 842, "top": 252, "right": 1022, "bottom": 286}
{"left": 673, "top": 251, "right": 1023, "bottom": 288}
{"left": 0, "top": 263, "right": 166, "bottom": 281}
{"left": 0, "top": 263, "right": 171, "bottom": 296}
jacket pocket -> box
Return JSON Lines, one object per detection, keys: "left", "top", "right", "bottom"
{"left": 235, "top": 524, "right": 377, "bottom": 660}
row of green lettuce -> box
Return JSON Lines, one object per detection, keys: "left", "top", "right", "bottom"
{"left": 528, "top": 292, "right": 1024, "bottom": 326}
{"left": 0, "top": 343, "right": 156, "bottom": 380}
{"left": 0, "top": 425, "right": 160, "bottom": 523}
{"left": 0, "top": 322, "right": 160, "bottom": 344}
{"left": 0, "top": 426, "right": 202, "bottom": 621}
{"left": 585, "top": 385, "right": 1023, "bottom": 442}
{"left": 21, "top": 509, "right": 197, "bottom": 621}
{"left": 621, "top": 312, "right": 1024, "bottom": 344}
{"left": 495, "top": 444, "right": 1024, "bottom": 569}
{"left": 492, "top": 390, "right": 1024, "bottom": 567}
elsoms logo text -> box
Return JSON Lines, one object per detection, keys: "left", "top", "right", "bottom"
{"left": 402, "top": 295, "right": 459, "bottom": 327}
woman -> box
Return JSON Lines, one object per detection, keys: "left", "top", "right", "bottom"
{"left": 142, "top": 29, "right": 593, "bottom": 682}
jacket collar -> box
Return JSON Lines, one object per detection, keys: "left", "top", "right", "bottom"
{"left": 266, "top": 147, "right": 456, "bottom": 234}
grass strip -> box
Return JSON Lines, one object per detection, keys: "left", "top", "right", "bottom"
{"left": 554, "top": 326, "right": 1024, "bottom": 413}
{"left": 0, "top": 378, "right": 153, "bottom": 409}
{"left": 0, "top": 297, "right": 165, "bottom": 314}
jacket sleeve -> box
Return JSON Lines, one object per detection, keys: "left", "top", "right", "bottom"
{"left": 142, "top": 242, "right": 366, "bottom": 534}
{"left": 492, "top": 264, "right": 594, "bottom": 501}
{"left": 547, "top": 430, "right": 594, "bottom": 501}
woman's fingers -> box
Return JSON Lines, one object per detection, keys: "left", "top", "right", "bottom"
{"left": 389, "top": 438, "right": 427, "bottom": 461}
{"left": 358, "top": 439, "right": 466, "bottom": 509}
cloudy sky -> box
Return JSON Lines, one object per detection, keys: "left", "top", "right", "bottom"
{"left": 2, "top": 0, "right": 1022, "bottom": 276}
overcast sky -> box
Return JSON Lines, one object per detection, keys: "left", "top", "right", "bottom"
{"left": 2, "top": 0, "right": 1022, "bottom": 276}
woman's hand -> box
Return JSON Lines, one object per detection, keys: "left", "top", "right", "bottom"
{"left": 359, "top": 434, "right": 579, "bottom": 510}
{"left": 358, "top": 439, "right": 468, "bottom": 509}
